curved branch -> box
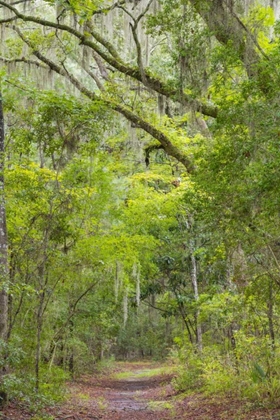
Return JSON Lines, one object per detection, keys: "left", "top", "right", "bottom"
{"left": 144, "top": 144, "right": 163, "bottom": 167}
{"left": 85, "top": 22, "right": 121, "bottom": 60}
{"left": 14, "top": 26, "right": 194, "bottom": 172}
{"left": 127, "top": 0, "right": 154, "bottom": 85}
{"left": 0, "top": 15, "right": 17, "bottom": 23}
{"left": 0, "top": 56, "right": 47, "bottom": 69}
{"left": 82, "top": 64, "right": 104, "bottom": 91}
{"left": 92, "top": 0, "right": 126, "bottom": 16}
{"left": 0, "top": 0, "right": 218, "bottom": 118}
{"left": 135, "top": 0, "right": 154, "bottom": 25}
{"left": 130, "top": 22, "right": 147, "bottom": 85}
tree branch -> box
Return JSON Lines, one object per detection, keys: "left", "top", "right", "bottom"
{"left": 144, "top": 144, "right": 163, "bottom": 167}
{"left": 0, "top": 15, "right": 17, "bottom": 23}
{"left": 0, "top": 56, "right": 47, "bottom": 69}
{"left": 13, "top": 26, "right": 194, "bottom": 172}
{"left": 130, "top": 22, "right": 147, "bottom": 85}
{"left": 52, "top": 279, "right": 100, "bottom": 341}
{"left": 0, "top": 0, "right": 218, "bottom": 118}
{"left": 84, "top": 66, "right": 104, "bottom": 91}
{"left": 92, "top": 0, "right": 126, "bottom": 16}
{"left": 223, "top": 1, "right": 270, "bottom": 62}
{"left": 135, "top": 0, "right": 154, "bottom": 25}
{"left": 188, "top": 0, "right": 272, "bottom": 86}
{"left": 92, "top": 51, "right": 109, "bottom": 81}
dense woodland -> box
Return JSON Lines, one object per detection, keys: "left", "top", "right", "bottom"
{"left": 0, "top": 0, "right": 280, "bottom": 411}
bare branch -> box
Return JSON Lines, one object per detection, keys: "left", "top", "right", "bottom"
{"left": 92, "top": 0, "right": 126, "bottom": 16}
{"left": 10, "top": 0, "right": 28, "bottom": 5}
{"left": 135, "top": 0, "right": 154, "bottom": 25}
{"left": 117, "top": 5, "right": 135, "bottom": 23}
{"left": 0, "top": 15, "right": 17, "bottom": 23}
{"left": 0, "top": 56, "right": 47, "bottom": 69}
{"left": 92, "top": 51, "right": 109, "bottom": 81}
{"left": 129, "top": 22, "right": 147, "bottom": 85}
{"left": 83, "top": 66, "right": 104, "bottom": 91}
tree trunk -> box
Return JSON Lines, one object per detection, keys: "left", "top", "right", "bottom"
{"left": 190, "top": 252, "right": 203, "bottom": 353}
{"left": 267, "top": 278, "right": 275, "bottom": 351}
{"left": 0, "top": 93, "right": 8, "bottom": 407}
{"left": 68, "top": 318, "right": 74, "bottom": 377}
{"left": 0, "top": 94, "right": 8, "bottom": 340}
{"left": 35, "top": 293, "right": 44, "bottom": 393}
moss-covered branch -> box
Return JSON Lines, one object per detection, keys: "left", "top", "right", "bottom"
{"left": 0, "top": 0, "right": 218, "bottom": 118}
{"left": 13, "top": 26, "right": 194, "bottom": 172}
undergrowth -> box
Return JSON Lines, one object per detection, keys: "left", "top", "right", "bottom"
{"left": 171, "top": 336, "right": 280, "bottom": 407}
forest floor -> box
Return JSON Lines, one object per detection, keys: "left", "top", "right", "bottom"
{"left": 2, "top": 362, "right": 280, "bottom": 419}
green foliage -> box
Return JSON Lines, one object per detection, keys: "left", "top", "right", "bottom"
{"left": 172, "top": 339, "right": 280, "bottom": 405}
{"left": 201, "top": 352, "right": 238, "bottom": 395}
{"left": 1, "top": 365, "right": 68, "bottom": 408}
{"left": 2, "top": 0, "right": 280, "bottom": 413}
{"left": 170, "top": 341, "right": 203, "bottom": 391}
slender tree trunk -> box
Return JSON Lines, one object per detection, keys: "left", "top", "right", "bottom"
{"left": 35, "top": 299, "right": 43, "bottom": 393}
{"left": 186, "top": 214, "right": 203, "bottom": 352}
{"left": 174, "top": 290, "right": 195, "bottom": 344}
{"left": 35, "top": 264, "right": 45, "bottom": 393}
{"left": 190, "top": 252, "right": 203, "bottom": 352}
{"left": 68, "top": 318, "right": 74, "bottom": 377}
{"left": 0, "top": 94, "right": 8, "bottom": 340}
{"left": 267, "top": 278, "right": 275, "bottom": 351}
{"left": 0, "top": 93, "right": 8, "bottom": 407}
{"left": 35, "top": 250, "right": 49, "bottom": 392}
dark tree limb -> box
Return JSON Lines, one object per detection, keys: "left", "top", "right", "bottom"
{"left": 0, "top": 56, "right": 47, "bottom": 68}
{"left": 144, "top": 144, "right": 163, "bottom": 167}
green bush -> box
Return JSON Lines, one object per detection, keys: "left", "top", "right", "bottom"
{"left": 170, "top": 343, "right": 204, "bottom": 391}
{"left": 170, "top": 336, "right": 280, "bottom": 407}
{"left": 201, "top": 353, "right": 238, "bottom": 395}
{"left": 2, "top": 364, "right": 68, "bottom": 412}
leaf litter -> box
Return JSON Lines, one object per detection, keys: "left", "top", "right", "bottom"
{"left": 2, "top": 363, "right": 280, "bottom": 419}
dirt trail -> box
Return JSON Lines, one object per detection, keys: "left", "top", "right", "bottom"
{"left": 45, "top": 364, "right": 280, "bottom": 420}
{"left": 3, "top": 363, "right": 280, "bottom": 419}
{"left": 53, "top": 365, "right": 175, "bottom": 420}
{"left": 47, "top": 363, "right": 280, "bottom": 420}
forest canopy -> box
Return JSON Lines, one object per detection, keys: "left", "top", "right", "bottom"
{"left": 0, "top": 0, "right": 280, "bottom": 410}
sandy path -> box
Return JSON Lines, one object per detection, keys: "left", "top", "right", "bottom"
{"left": 57, "top": 366, "right": 174, "bottom": 420}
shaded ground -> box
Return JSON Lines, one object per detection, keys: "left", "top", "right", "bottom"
{"left": 2, "top": 363, "right": 280, "bottom": 419}
{"left": 46, "top": 364, "right": 175, "bottom": 420}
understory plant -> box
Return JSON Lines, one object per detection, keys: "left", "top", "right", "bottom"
{"left": 172, "top": 336, "right": 280, "bottom": 406}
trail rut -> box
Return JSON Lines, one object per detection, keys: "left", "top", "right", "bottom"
{"left": 62, "top": 367, "right": 175, "bottom": 420}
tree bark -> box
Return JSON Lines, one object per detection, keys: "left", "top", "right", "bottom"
{"left": 12, "top": 29, "right": 194, "bottom": 172}
{"left": 0, "top": 1, "right": 218, "bottom": 118}
{"left": 267, "top": 278, "right": 275, "bottom": 351}
{"left": 190, "top": 252, "right": 203, "bottom": 353}
{"left": 0, "top": 93, "right": 7, "bottom": 340}
{"left": 188, "top": 0, "right": 271, "bottom": 89}
{"left": 0, "top": 93, "right": 8, "bottom": 407}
